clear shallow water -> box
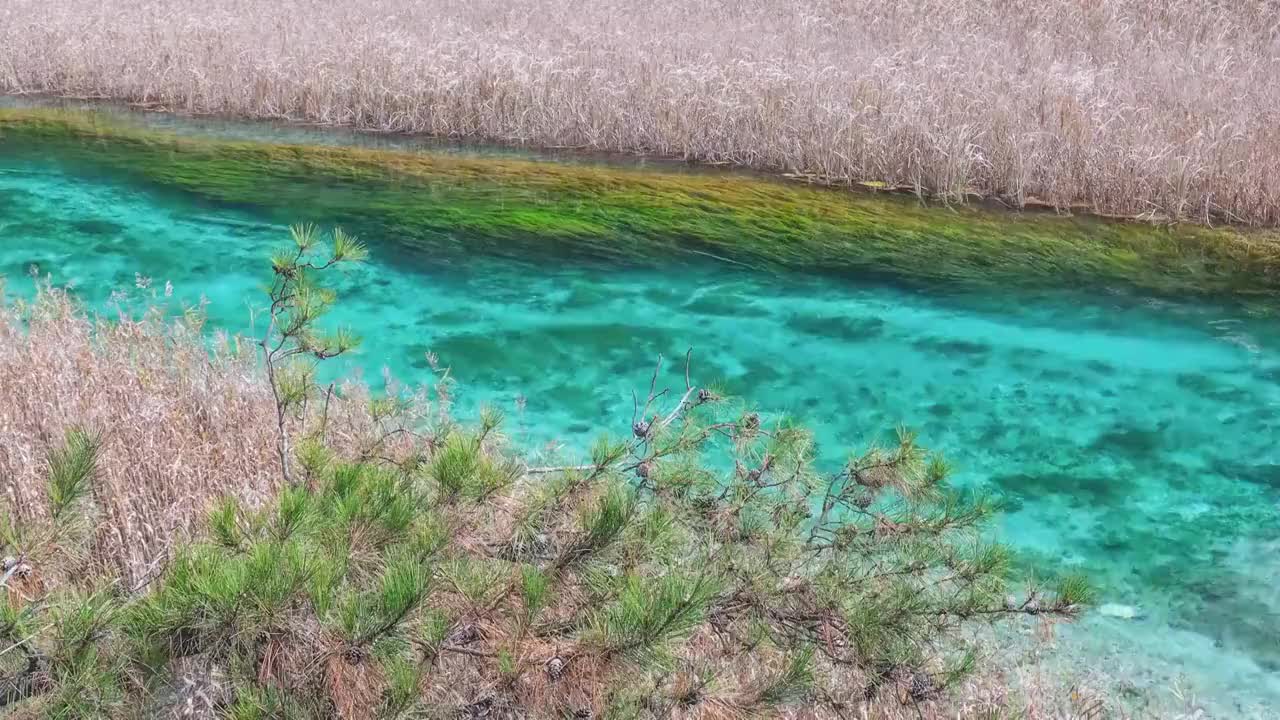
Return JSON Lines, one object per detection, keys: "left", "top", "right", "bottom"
{"left": 2, "top": 142, "right": 1279, "bottom": 715}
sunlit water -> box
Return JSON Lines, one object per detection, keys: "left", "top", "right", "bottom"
{"left": 2, "top": 126, "right": 1279, "bottom": 716}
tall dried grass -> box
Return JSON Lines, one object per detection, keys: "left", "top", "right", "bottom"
{"left": 0, "top": 284, "right": 421, "bottom": 589}
{"left": 1, "top": 0, "right": 1278, "bottom": 226}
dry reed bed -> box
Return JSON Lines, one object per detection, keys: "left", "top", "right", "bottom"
{"left": 1, "top": 0, "right": 1278, "bottom": 226}
{"left": 0, "top": 287, "right": 419, "bottom": 588}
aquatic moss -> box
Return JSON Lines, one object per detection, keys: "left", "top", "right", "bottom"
{"left": 3, "top": 108, "right": 1279, "bottom": 300}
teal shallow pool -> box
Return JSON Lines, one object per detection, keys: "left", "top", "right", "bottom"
{"left": 2, "top": 128, "right": 1278, "bottom": 714}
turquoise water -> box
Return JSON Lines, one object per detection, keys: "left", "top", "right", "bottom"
{"left": 2, "top": 128, "right": 1279, "bottom": 715}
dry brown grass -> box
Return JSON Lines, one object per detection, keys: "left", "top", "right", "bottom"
{"left": 0, "top": 285, "right": 274, "bottom": 588}
{"left": 0, "top": 283, "right": 421, "bottom": 590}
{"left": 1, "top": 0, "right": 1278, "bottom": 225}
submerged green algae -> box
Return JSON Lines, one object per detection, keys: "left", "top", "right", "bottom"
{"left": 3, "top": 107, "right": 1279, "bottom": 300}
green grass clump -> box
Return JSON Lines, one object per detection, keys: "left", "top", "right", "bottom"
{"left": 3, "top": 108, "right": 1279, "bottom": 302}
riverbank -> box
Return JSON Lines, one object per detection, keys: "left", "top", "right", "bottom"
{"left": 4, "top": 108, "right": 1280, "bottom": 309}
{"left": 3, "top": 0, "right": 1277, "bottom": 226}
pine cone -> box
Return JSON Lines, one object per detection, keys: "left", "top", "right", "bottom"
{"left": 447, "top": 624, "right": 482, "bottom": 646}
{"left": 545, "top": 656, "right": 568, "bottom": 681}
{"left": 908, "top": 672, "right": 935, "bottom": 701}
{"left": 460, "top": 698, "right": 493, "bottom": 720}
{"left": 341, "top": 645, "right": 366, "bottom": 666}
{"left": 632, "top": 420, "right": 651, "bottom": 438}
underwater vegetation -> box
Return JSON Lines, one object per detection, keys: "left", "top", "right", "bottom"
{"left": 3, "top": 108, "right": 1280, "bottom": 304}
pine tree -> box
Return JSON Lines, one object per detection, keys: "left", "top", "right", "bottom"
{"left": 260, "top": 223, "right": 367, "bottom": 484}
{"left": 1, "top": 429, "right": 123, "bottom": 717}
{"left": 0, "top": 230, "right": 1090, "bottom": 719}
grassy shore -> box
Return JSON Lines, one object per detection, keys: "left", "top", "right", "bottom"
{"left": 4, "top": 108, "right": 1280, "bottom": 306}
{"left": 0, "top": 273, "right": 1108, "bottom": 720}
{"left": 2, "top": 0, "right": 1277, "bottom": 226}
